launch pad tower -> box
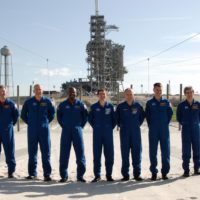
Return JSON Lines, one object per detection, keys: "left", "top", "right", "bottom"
{"left": 86, "top": 0, "right": 127, "bottom": 94}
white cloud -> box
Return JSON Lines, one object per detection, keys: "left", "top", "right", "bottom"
{"left": 162, "top": 33, "right": 200, "bottom": 43}
{"left": 189, "top": 33, "right": 200, "bottom": 42}
{"left": 31, "top": 23, "right": 62, "bottom": 32}
{"left": 39, "top": 67, "right": 72, "bottom": 77}
{"left": 128, "top": 16, "right": 192, "bottom": 23}
{"left": 123, "top": 52, "right": 200, "bottom": 94}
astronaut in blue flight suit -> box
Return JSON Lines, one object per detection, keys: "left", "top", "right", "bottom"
{"left": 21, "top": 84, "right": 55, "bottom": 181}
{"left": 57, "top": 87, "right": 88, "bottom": 183}
{"left": 176, "top": 86, "right": 200, "bottom": 177}
{"left": 116, "top": 88, "right": 145, "bottom": 181}
{"left": 88, "top": 89, "right": 116, "bottom": 182}
{"left": 145, "top": 83, "right": 173, "bottom": 181}
{"left": 0, "top": 85, "right": 19, "bottom": 178}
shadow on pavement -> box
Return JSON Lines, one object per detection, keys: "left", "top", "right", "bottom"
{"left": 0, "top": 176, "right": 182, "bottom": 198}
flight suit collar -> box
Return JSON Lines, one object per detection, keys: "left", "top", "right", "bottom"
{"left": 98, "top": 101, "right": 108, "bottom": 108}
{"left": 125, "top": 100, "right": 135, "bottom": 107}
{"left": 185, "top": 99, "right": 195, "bottom": 106}
{"left": 0, "top": 98, "right": 7, "bottom": 105}
{"left": 34, "top": 96, "right": 44, "bottom": 103}
{"left": 66, "top": 98, "right": 78, "bottom": 105}
{"left": 153, "top": 96, "right": 163, "bottom": 103}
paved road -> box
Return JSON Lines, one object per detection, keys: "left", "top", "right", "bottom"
{"left": 0, "top": 123, "right": 199, "bottom": 200}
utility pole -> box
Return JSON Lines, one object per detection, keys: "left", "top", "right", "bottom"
{"left": 147, "top": 58, "right": 150, "bottom": 96}
{"left": 46, "top": 58, "right": 50, "bottom": 97}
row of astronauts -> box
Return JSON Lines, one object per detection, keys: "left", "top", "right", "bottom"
{"left": 0, "top": 83, "right": 199, "bottom": 183}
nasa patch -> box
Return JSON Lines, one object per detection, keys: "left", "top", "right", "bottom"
{"left": 160, "top": 102, "right": 166, "bottom": 106}
{"left": 4, "top": 105, "right": 10, "bottom": 109}
{"left": 192, "top": 104, "right": 198, "bottom": 110}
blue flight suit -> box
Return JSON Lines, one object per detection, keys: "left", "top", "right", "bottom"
{"left": 57, "top": 99, "right": 88, "bottom": 179}
{"left": 176, "top": 100, "right": 200, "bottom": 173}
{"left": 21, "top": 96, "right": 55, "bottom": 177}
{"left": 88, "top": 101, "right": 116, "bottom": 178}
{"left": 116, "top": 101, "right": 145, "bottom": 178}
{"left": 145, "top": 97, "right": 173, "bottom": 176}
{"left": 0, "top": 99, "right": 19, "bottom": 174}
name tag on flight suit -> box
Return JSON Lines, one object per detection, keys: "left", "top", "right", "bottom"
{"left": 40, "top": 102, "right": 47, "bottom": 107}
{"left": 132, "top": 108, "right": 137, "bottom": 114}
{"left": 105, "top": 108, "right": 111, "bottom": 115}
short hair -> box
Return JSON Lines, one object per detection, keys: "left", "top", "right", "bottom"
{"left": 124, "top": 88, "right": 134, "bottom": 93}
{"left": 67, "top": 87, "right": 76, "bottom": 93}
{"left": 184, "top": 86, "right": 194, "bottom": 94}
{"left": 34, "top": 84, "right": 41, "bottom": 90}
{"left": 97, "top": 88, "right": 106, "bottom": 95}
{"left": 153, "top": 82, "right": 162, "bottom": 88}
{"left": 0, "top": 85, "right": 6, "bottom": 90}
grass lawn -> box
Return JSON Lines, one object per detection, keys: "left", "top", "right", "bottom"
{"left": 172, "top": 107, "right": 177, "bottom": 122}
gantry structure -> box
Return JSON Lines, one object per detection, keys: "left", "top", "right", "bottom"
{"left": 86, "top": 0, "right": 127, "bottom": 94}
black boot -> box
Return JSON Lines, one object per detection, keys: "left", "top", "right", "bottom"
{"left": 194, "top": 169, "right": 200, "bottom": 175}
{"left": 91, "top": 176, "right": 101, "bottom": 182}
{"left": 106, "top": 176, "right": 114, "bottom": 182}
{"left": 151, "top": 174, "right": 157, "bottom": 181}
{"left": 162, "top": 174, "right": 169, "bottom": 180}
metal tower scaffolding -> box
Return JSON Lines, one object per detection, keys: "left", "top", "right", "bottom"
{"left": 86, "top": 0, "right": 127, "bottom": 94}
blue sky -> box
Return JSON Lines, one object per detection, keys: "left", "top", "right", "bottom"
{"left": 0, "top": 0, "right": 200, "bottom": 95}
